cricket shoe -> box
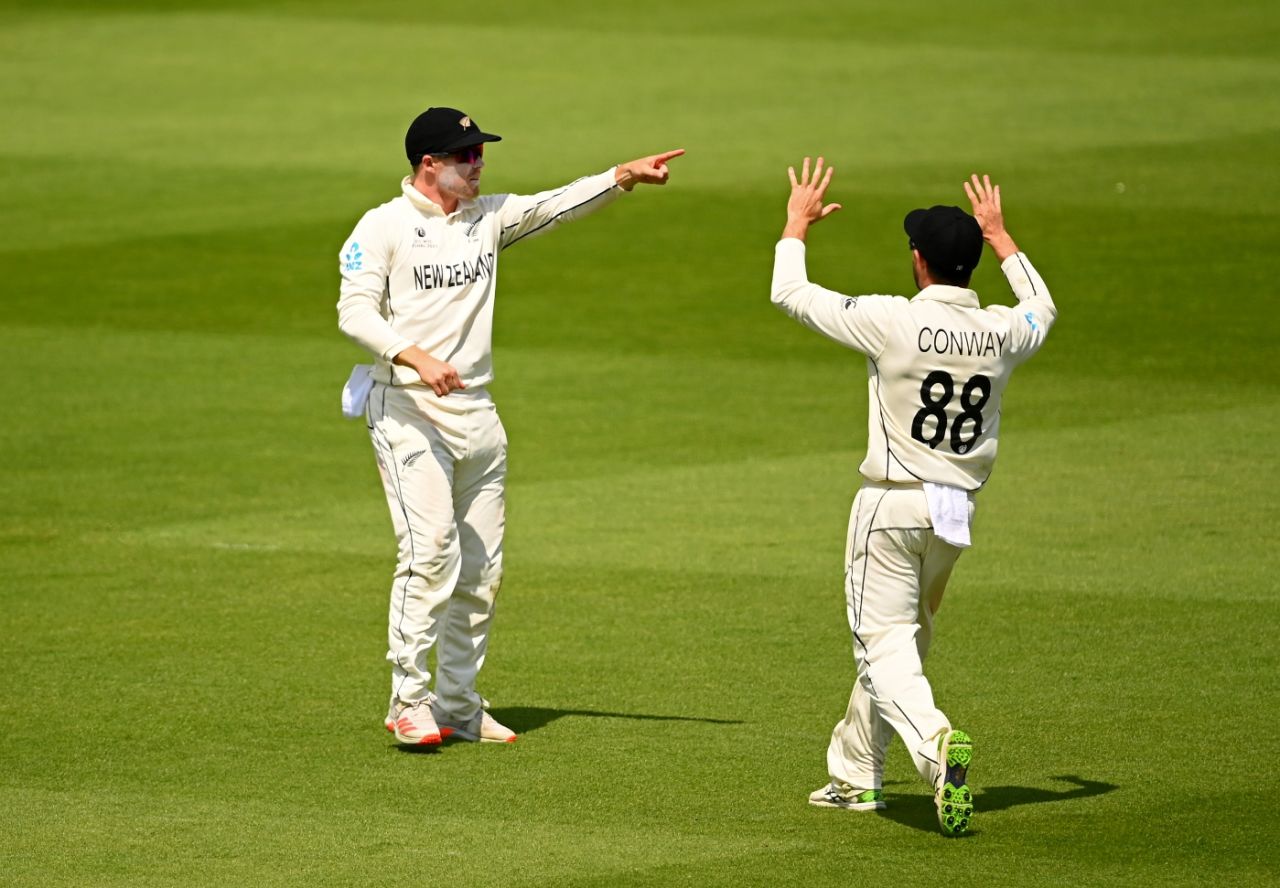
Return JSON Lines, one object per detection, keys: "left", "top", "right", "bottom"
{"left": 386, "top": 699, "right": 448, "bottom": 746}
{"left": 808, "top": 782, "right": 886, "bottom": 811}
{"left": 934, "top": 729, "right": 974, "bottom": 837}
{"left": 384, "top": 692, "right": 484, "bottom": 737}
{"left": 435, "top": 709, "right": 517, "bottom": 743}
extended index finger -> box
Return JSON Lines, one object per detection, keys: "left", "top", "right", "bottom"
{"left": 653, "top": 149, "right": 686, "bottom": 164}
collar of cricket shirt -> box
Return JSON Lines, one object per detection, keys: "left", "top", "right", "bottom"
{"left": 400, "top": 177, "right": 477, "bottom": 218}
{"left": 912, "top": 284, "right": 980, "bottom": 307}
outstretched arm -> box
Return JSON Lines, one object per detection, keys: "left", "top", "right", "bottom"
{"left": 496, "top": 149, "right": 685, "bottom": 250}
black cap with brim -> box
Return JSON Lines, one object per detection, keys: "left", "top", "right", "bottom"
{"left": 405, "top": 107, "right": 502, "bottom": 162}
{"left": 903, "top": 205, "right": 984, "bottom": 278}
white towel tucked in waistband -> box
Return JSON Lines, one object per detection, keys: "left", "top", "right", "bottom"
{"left": 341, "top": 364, "right": 375, "bottom": 419}
{"left": 923, "top": 481, "right": 972, "bottom": 549}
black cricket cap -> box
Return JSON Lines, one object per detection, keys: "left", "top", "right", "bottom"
{"left": 404, "top": 107, "right": 502, "bottom": 163}
{"left": 903, "top": 205, "right": 984, "bottom": 278}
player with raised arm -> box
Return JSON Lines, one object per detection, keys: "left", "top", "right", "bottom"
{"left": 771, "top": 159, "right": 1056, "bottom": 836}
{"left": 338, "top": 106, "right": 683, "bottom": 748}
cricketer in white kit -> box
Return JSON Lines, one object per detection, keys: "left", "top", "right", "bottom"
{"left": 337, "top": 106, "right": 683, "bottom": 747}
{"left": 770, "top": 159, "right": 1056, "bottom": 836}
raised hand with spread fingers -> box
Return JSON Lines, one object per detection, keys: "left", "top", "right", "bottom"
{"left": 783, "top": 156, "right": 842, "bottom": 240}
{"left": 963, "top": 173, "right": 1019, "bottom": 261}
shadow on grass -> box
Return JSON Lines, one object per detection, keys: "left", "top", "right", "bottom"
{"left": 491, "top": 705, "right": 744, "bottom": 734}
{"left": 390, "top": 705, "right": 742, "bottom": 753}
{"left": 391, "top": 742, "right": 442, "bottom": 755}
{"left": 877, "top": 775, "right": 1119, "bottom": 835}
{"left": 979, "top": 776, "right": 1119, "bottom": 812}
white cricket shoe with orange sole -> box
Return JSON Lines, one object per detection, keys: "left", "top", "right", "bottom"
{"left": 385, "top": 699, "right": 446, "bottom": 746}
{"left": 435, "top": 709, "right": 516, "bottom": 743}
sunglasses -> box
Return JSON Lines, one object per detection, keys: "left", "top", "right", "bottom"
{"left": 433, "top": 144, "right": 485, "bottom": 164}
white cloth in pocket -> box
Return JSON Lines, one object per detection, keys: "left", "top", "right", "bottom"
{"left": 923, "top": 481, "right": 973, "bottom": 549}
{"left": 341, "top": 364, "right": 375, "bottom": 419}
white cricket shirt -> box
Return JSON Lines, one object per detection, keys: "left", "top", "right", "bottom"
{"left": 771, "top": 239, "right": 1056, "bottom": 490}
{"left": 338, "top": 170, "right": 622, "bottom": 387}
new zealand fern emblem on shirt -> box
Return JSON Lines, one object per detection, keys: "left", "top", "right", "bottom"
{"left": 343, "top": 242, "right": 363, "bottom": 272}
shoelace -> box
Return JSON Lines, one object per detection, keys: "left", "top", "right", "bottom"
{"left": 395, "top": 700, "right": 436, "bottom": 724}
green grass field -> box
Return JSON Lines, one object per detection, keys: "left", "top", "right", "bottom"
{"left": 3, "top": 1, "right": 1279, "bottom": 885}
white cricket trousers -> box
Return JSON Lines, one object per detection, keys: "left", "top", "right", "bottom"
{"left": 365, "top": 382, "right": 506, "bottom": 722}
{"left": 826, "top": 481, "right": 967, "bottom": 791}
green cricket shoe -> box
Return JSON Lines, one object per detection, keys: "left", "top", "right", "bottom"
{"left": 809, "top": 782, "right": 887, "bottom": 811}
{"left": 934, "top": 730, "right": 974, "bottom": 837}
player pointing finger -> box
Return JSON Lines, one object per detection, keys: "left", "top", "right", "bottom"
{"left": 616, "top": 148, "right": 685, "bottom": 189}
{"left": 337, "top": 106, "right": 685, "bottom": 750}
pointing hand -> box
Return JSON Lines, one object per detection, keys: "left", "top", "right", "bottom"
{"left": 616, "top": 149, "right": 686, "bottom": 191}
